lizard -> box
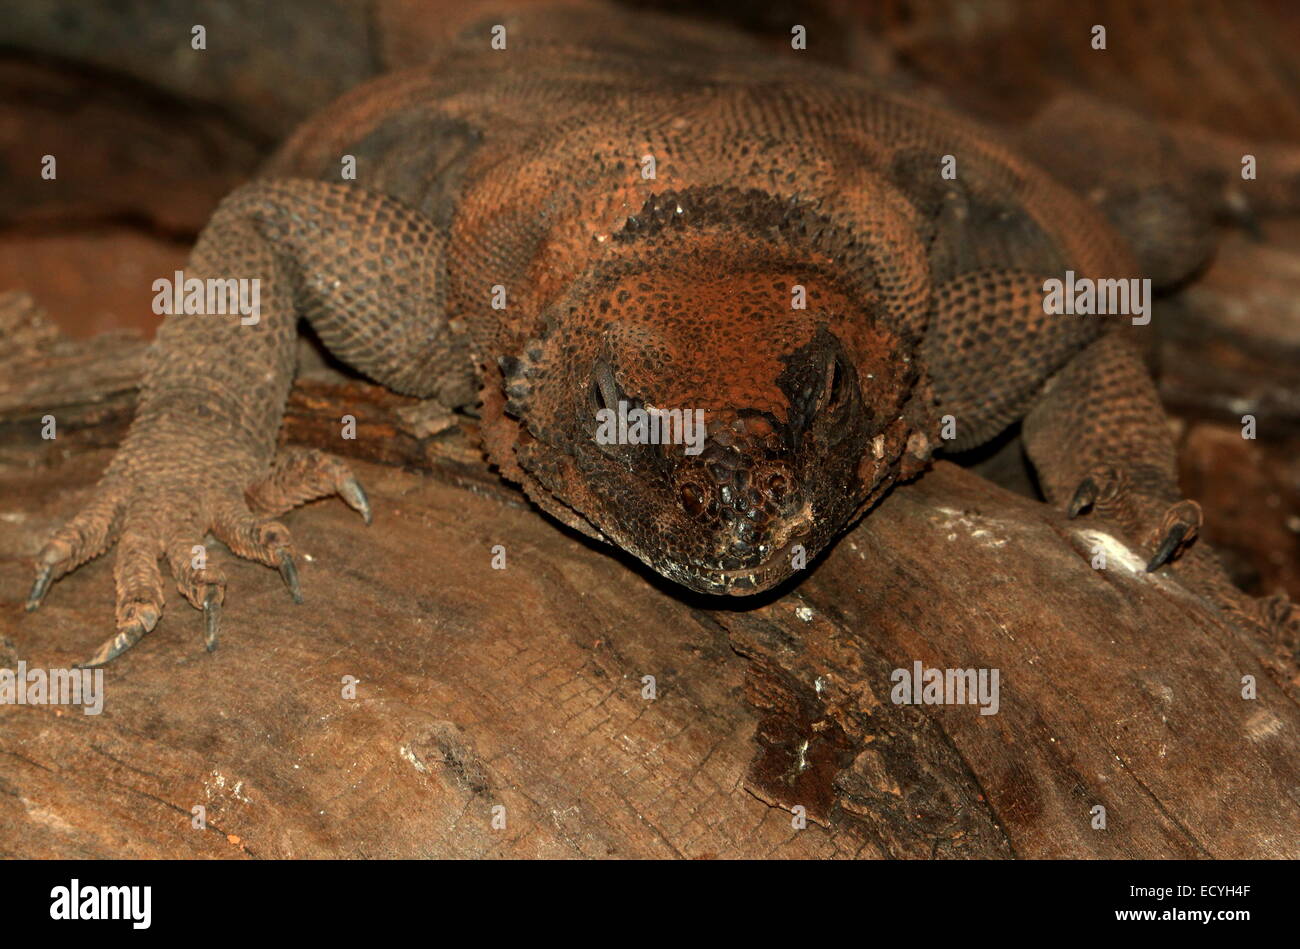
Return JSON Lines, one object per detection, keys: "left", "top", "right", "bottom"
{"left": 20, "top": 0, "right": 1296, "bottom": 665}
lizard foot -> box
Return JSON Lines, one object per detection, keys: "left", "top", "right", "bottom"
{"left": 27, "top": 448, "right": 370, "bottom": 666}
{"left": 1066, "top": 464, "right": 1202, "bottom": 571}
{"left": 1065, "top": 463, "right": 1300, "bottom": 656}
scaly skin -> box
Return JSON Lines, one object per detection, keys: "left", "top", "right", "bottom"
{"left": 26, "top": 1, "right": 1295, "bottom": 663}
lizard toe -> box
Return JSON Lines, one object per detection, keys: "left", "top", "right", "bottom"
{"left": 70, "top": 529, "right": 169, "bottom": 666}
{"left": 27, "top": 488, "right": 127, "bottom": 611}
{"left": 164, "top": 538, "right": 227, "bottom": 651}
{"left": 211, "top": 499, "right": 302, "bottom": 603}
{"left": 246, "top": 448, "right": 372, "bottom": 525}
{"left": 1256, "top": 593, "right": 1300, "bottom": 640}
{"left": 79, "top": 617, "right": 153, "bottom": 669}
{"left": 1145, "top": 499, "right": 1202, "bottom": 573}
{"left": 1066, "top": 464, "right": 1124, "bottom": 519}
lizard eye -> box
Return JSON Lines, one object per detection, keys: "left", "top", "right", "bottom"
{"left": 820, "top": 352, "right": 850, "bottom": 413}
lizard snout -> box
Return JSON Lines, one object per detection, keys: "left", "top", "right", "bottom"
{"left": 672, "top": 419, "right": 806, "bottom": 570}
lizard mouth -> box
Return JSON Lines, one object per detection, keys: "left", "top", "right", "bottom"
{"left": 680, "top": 533, "right": 810, "bottom": 596}
{"left": 529, "top": 460, "right": 813, "bottom": 597}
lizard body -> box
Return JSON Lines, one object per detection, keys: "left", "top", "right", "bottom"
{"left": 24, "top": 1, "right": 1292, "bottom": 663}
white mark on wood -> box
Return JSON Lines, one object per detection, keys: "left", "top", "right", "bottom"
{"left": 20, "top": 797, "right": 75, "bottom": 834}
{"left": 932, "top": 507, "right": 1008, "bottom": 548}
{"left": 205, "top": 769, "right": 252, "bottom": 804}
{"left": 1245, "top": 709, "right": 1284, "bottom": 743}
{"left": 1074, "top": 528, "right": 1148, "bottom": 575}
{"left": 399, "top": 745, "right": 429, "bottom": 773}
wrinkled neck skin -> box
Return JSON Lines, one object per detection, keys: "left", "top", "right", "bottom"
{"left": 482, "top": 214, "right": 940, "bottom": 596}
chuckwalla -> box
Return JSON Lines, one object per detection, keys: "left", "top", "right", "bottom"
{"left": 24, "top": 1, "right": 1294, "bottom": 665}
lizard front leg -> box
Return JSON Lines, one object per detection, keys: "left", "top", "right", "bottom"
{"left": 26, "top": 179, "right": 466, "bottom": 665}
{"left": 1023, "top": 331, "right": 1297, "bottom": 639}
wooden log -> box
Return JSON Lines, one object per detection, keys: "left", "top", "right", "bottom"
{"left": 1, "top": 304, "right": 1297, "bottom": 858}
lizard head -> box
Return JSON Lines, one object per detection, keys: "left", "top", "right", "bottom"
{"left": 500, "top": 262, "right": 937, "bottom": 596}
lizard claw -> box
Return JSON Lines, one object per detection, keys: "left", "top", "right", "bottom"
{"left": 1067, "top": 478, "right": 1098, "bottom": 518}
{"left": 1145, "top": 500, "right": 1202, "bottom": 573}
{"left": 340, "top": 476, "right": 372, "bottom": 526}
{"left": 78, "top": 613, "right": 156, "bottom": 669}
{"left": 1067, "top": 465, "right": 1122, "bottom": 518}
{"left": 278, "top": 550, "right": 303, "bottom": 604}
{"left": 25, "top": 564, "right": 53, "bottom": 612}
{"left": 1146, "top": 525, "right": 1188, "bottom": 572}
{"left": 202, "top": 587, "right": 222, "bottom": 652}
{"left": 246, "top": 448, "right": 373, "bottom": 527}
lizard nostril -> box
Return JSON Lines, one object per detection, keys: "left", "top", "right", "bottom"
{"left": 679, "top": 480, "right": 708, "bottom": 518}
{"left": 766, "top": 473, "right": 788, "bottom": 500}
